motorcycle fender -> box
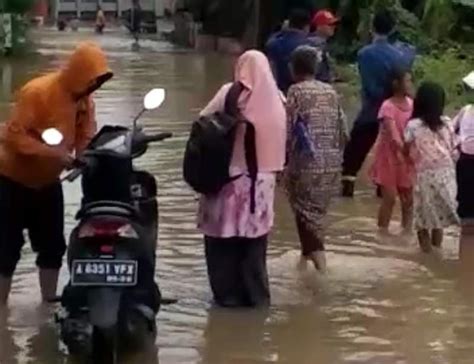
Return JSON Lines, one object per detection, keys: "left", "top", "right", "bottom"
{"left": 88, "top": 288, "right": 121, "bottom": 328}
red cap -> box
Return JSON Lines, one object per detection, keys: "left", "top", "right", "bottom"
{"left": 312, "top": 10, "right": 339, "bottom": 27}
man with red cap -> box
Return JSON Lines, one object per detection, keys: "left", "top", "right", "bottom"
{"left": 309, "top": 9, "right": 339, "bottom": 84}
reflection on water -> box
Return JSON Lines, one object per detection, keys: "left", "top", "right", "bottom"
{"left": 0, "top": 28, "right": 473, "bottom": 364}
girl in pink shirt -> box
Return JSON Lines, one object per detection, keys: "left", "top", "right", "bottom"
{"left": 371, "top": 68, "right": 415, "bottom": 234}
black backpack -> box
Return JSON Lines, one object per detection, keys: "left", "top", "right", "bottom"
{"left": 183, "top": 82, "right": 258, "bottom": 212}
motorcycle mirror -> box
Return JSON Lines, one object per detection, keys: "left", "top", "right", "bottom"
{"left": 42, "top": 128, "right": 64, "bottom": 146}
{"left": 143, "top": 88, "right": 166, "bottom": 110}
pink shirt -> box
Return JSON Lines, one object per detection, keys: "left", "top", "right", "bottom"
{"left": 378, "top": 97, "right": 414, "bottom": 148}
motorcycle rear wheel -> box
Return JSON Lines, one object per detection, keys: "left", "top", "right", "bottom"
{"left": 91, "top": 326, "right": 117, "bottom": 364}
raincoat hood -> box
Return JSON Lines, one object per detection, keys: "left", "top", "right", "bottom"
{"left": 60, "top": 41, "right": 113, "bottom": 97}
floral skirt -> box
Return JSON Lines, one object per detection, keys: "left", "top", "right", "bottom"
{"left": 198, "top": 173, "right": 276, "bottom": 238}
{"left": 414, "top": 166, "right": 460, "bottom": 230}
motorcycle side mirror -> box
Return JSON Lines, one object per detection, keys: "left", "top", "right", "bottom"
{"left": 143, "top": 88, "right": 166, "bottom": 110}
{"left": 42, "top": 128, "right": 64, "bottom": 146}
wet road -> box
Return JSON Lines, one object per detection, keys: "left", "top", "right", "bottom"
{"left": 0, "top": 28, "right": 473, "bottom": 364}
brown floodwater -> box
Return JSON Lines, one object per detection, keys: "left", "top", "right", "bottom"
{"left": 0, "top": 28, "right": 473, "bottom": 364}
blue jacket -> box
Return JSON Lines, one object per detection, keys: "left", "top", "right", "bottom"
{"left": 355, "top": 38, "right": 414, "bottom": 125}
{"left": 265, "top": 29, "right": 314, "bottom": 93}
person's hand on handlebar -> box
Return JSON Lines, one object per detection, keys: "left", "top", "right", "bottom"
{"left": 54, "top": 146, "right": 75, "bottom": 169}
{"left": 60, "top": 153, "right": 75, "bottom": 169}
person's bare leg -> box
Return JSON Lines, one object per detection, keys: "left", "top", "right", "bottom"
{"left": 431, "top": 229, "right": 444, "bottom": 248}
{"left": 309, "top": 251, "right": 327, "bottom": 274}
{"left": 0, "top": 276, "right": 12, "bottom": 306}
{"left": 417, "top": 229, "right": 432, "bottom": 253}
{"left": 297, "top": 255, "right": 309, "bottom": 271}
{"left": 400, "top": 189, "right": 413, "bottom": 233}
{"left": 378, "top": 187, "right": 396, "bottom": 233}
{"left": 39, "top": 269, "right": 59, "bottom": 303}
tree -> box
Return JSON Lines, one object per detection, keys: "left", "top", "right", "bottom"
{"left": 3, "top": 0, "right": 35, "bottom": 14}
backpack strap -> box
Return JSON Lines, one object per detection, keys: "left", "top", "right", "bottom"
{"left": 224, "top": 82, "right": 245, "bottom": 116}
{"left": 225, "top": 82, "right": 258, "bottom": 214}
{"left": 245, "top": 122, "right": 258, "bottom": 214}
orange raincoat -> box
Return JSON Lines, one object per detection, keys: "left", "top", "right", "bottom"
{"left": 0, "top": 42, "right": 113, "bottom": 189}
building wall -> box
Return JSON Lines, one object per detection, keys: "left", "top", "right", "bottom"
{"left": 55, "top": 0, "right": 164, "bottom": 19}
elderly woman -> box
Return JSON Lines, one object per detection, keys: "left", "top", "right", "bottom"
{"left": 285, "top": 46, "right": 348, "bottom": 273}
{"left": 198, "top": 50, "right": 286, "bottom": 307}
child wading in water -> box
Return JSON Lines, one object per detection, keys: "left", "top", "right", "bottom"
{"left": 372, "top": 68, "right": 414, "bottom": 234}
{"left": 404, "top": 82, "right": 460, "bottom": 252}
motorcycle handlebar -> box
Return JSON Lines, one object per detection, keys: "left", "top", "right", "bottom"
{"left": 61, "top": 132, "right": 172, "bottom": 183}
{"left": 62, "top": 168, "right": 82, "bottom": 182}
{"left": 138, "top": 132, "right": 173, "bottom": 144}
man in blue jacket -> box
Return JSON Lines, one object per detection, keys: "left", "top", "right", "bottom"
{"left": 266, "top": 9, "right": 312, "bottom": 93}
{"left": 341, "top": 10, "right": 413, "bottom": 197}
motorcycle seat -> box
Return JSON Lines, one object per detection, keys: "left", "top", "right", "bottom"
{"left": 77, "top": 201, "right": 139, "bottom": 220}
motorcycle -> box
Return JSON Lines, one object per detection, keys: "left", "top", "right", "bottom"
{"left": 43, "top": 89, "right": 172, "bottom": 364}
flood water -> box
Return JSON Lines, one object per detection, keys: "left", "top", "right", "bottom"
{"left": 1, "top": 28, "right": 473, "bottom": 364}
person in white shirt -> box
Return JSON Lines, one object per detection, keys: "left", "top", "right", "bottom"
{"left": 454, "top": 71, "right": 474, "bottom": 221}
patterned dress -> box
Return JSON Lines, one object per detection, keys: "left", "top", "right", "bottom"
{"left": 404, "top": 118, "right": 460, "bottom": 230}
{"left": 285, "top": 80, "right": 347, "bottom": 239}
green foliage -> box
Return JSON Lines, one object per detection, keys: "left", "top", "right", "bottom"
{"left": 413, "top": 49, "right": 474, "bottom": 110}
{"left": 453, "top": 0, "right": 474, "bottom": 6}
{"left": 3, "top": 0, "right": 35, "bottom": 14}
{"left": 0, "top": 0, "right": 33, "bottom": 56}
{"left": 420, "top": 0, "right": 456, "bottom": 40}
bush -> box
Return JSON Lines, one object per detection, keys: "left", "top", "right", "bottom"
{"left": 413, "top": 49, "right": 473, "bottom": 111}
{"left": 4, "top": 0, "right": 35, "bottom": 14}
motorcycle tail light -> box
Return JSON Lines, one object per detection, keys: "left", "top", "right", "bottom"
{"left": 100, "top": 245, "right": 114, "bottom": 254}
{"left": 78, "top": 220, "right": 139, "bottom": 239}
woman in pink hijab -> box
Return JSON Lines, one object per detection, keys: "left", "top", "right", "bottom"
{"left": 198, "top": 50, "right": 286, "bottom": 307}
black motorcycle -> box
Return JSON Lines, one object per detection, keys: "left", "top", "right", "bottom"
{"left": 43, "top": 89, "right": 171, "bottom": 363}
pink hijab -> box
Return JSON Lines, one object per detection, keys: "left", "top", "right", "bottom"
{"left": 231, "top": 50, "right": 287, "bottom": 174}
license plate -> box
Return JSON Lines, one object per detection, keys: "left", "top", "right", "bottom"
{"left": 71, "top": 260, "right": 138, "bottom": 287}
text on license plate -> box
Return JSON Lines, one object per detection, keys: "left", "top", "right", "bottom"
{"left": 71, "top": 260, "right": 137, "bottom": 287}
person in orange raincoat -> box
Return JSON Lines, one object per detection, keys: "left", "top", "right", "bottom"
{"left": 0, "top": 42, "right": 113, "bottom": 306}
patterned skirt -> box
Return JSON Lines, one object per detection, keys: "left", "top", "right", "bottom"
{"left": 414, "top": 166, "right": 460, "bottom": 230}
{"left": 285, "top": 164, "right": 340, "bottom": 239}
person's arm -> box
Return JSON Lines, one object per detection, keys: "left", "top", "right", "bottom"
{"left": 4, "top": 87, "right": 65, "bottom": 159}
{"left": 378, "top": 101, "right": 404, "bottom": 149}
{"left": 452, "top": 106, "right": 468, "bottom": 135}
{"left": 358, "top": 51, "right": 378, "bottom": 101}
{"left": 75, "top": 97, "right": 97, "bottom": 156}
{"left": 385, "top": 117, "right": 404, "bottom": 150}
{"left": 444, "top": 119, "right": 460, "bottom": 161}
{"left": 286, "top": 87, "right": 298, "bottom": 142}
{"left": 338, "top": 103, "right": 349, "bottom": 146}
{"left": 403, "top": 119, "right": 417, "bottom": 161}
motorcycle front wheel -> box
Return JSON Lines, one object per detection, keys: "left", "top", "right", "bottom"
{"left": 91, "top": 326, "right": 117, "bottom": 364}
